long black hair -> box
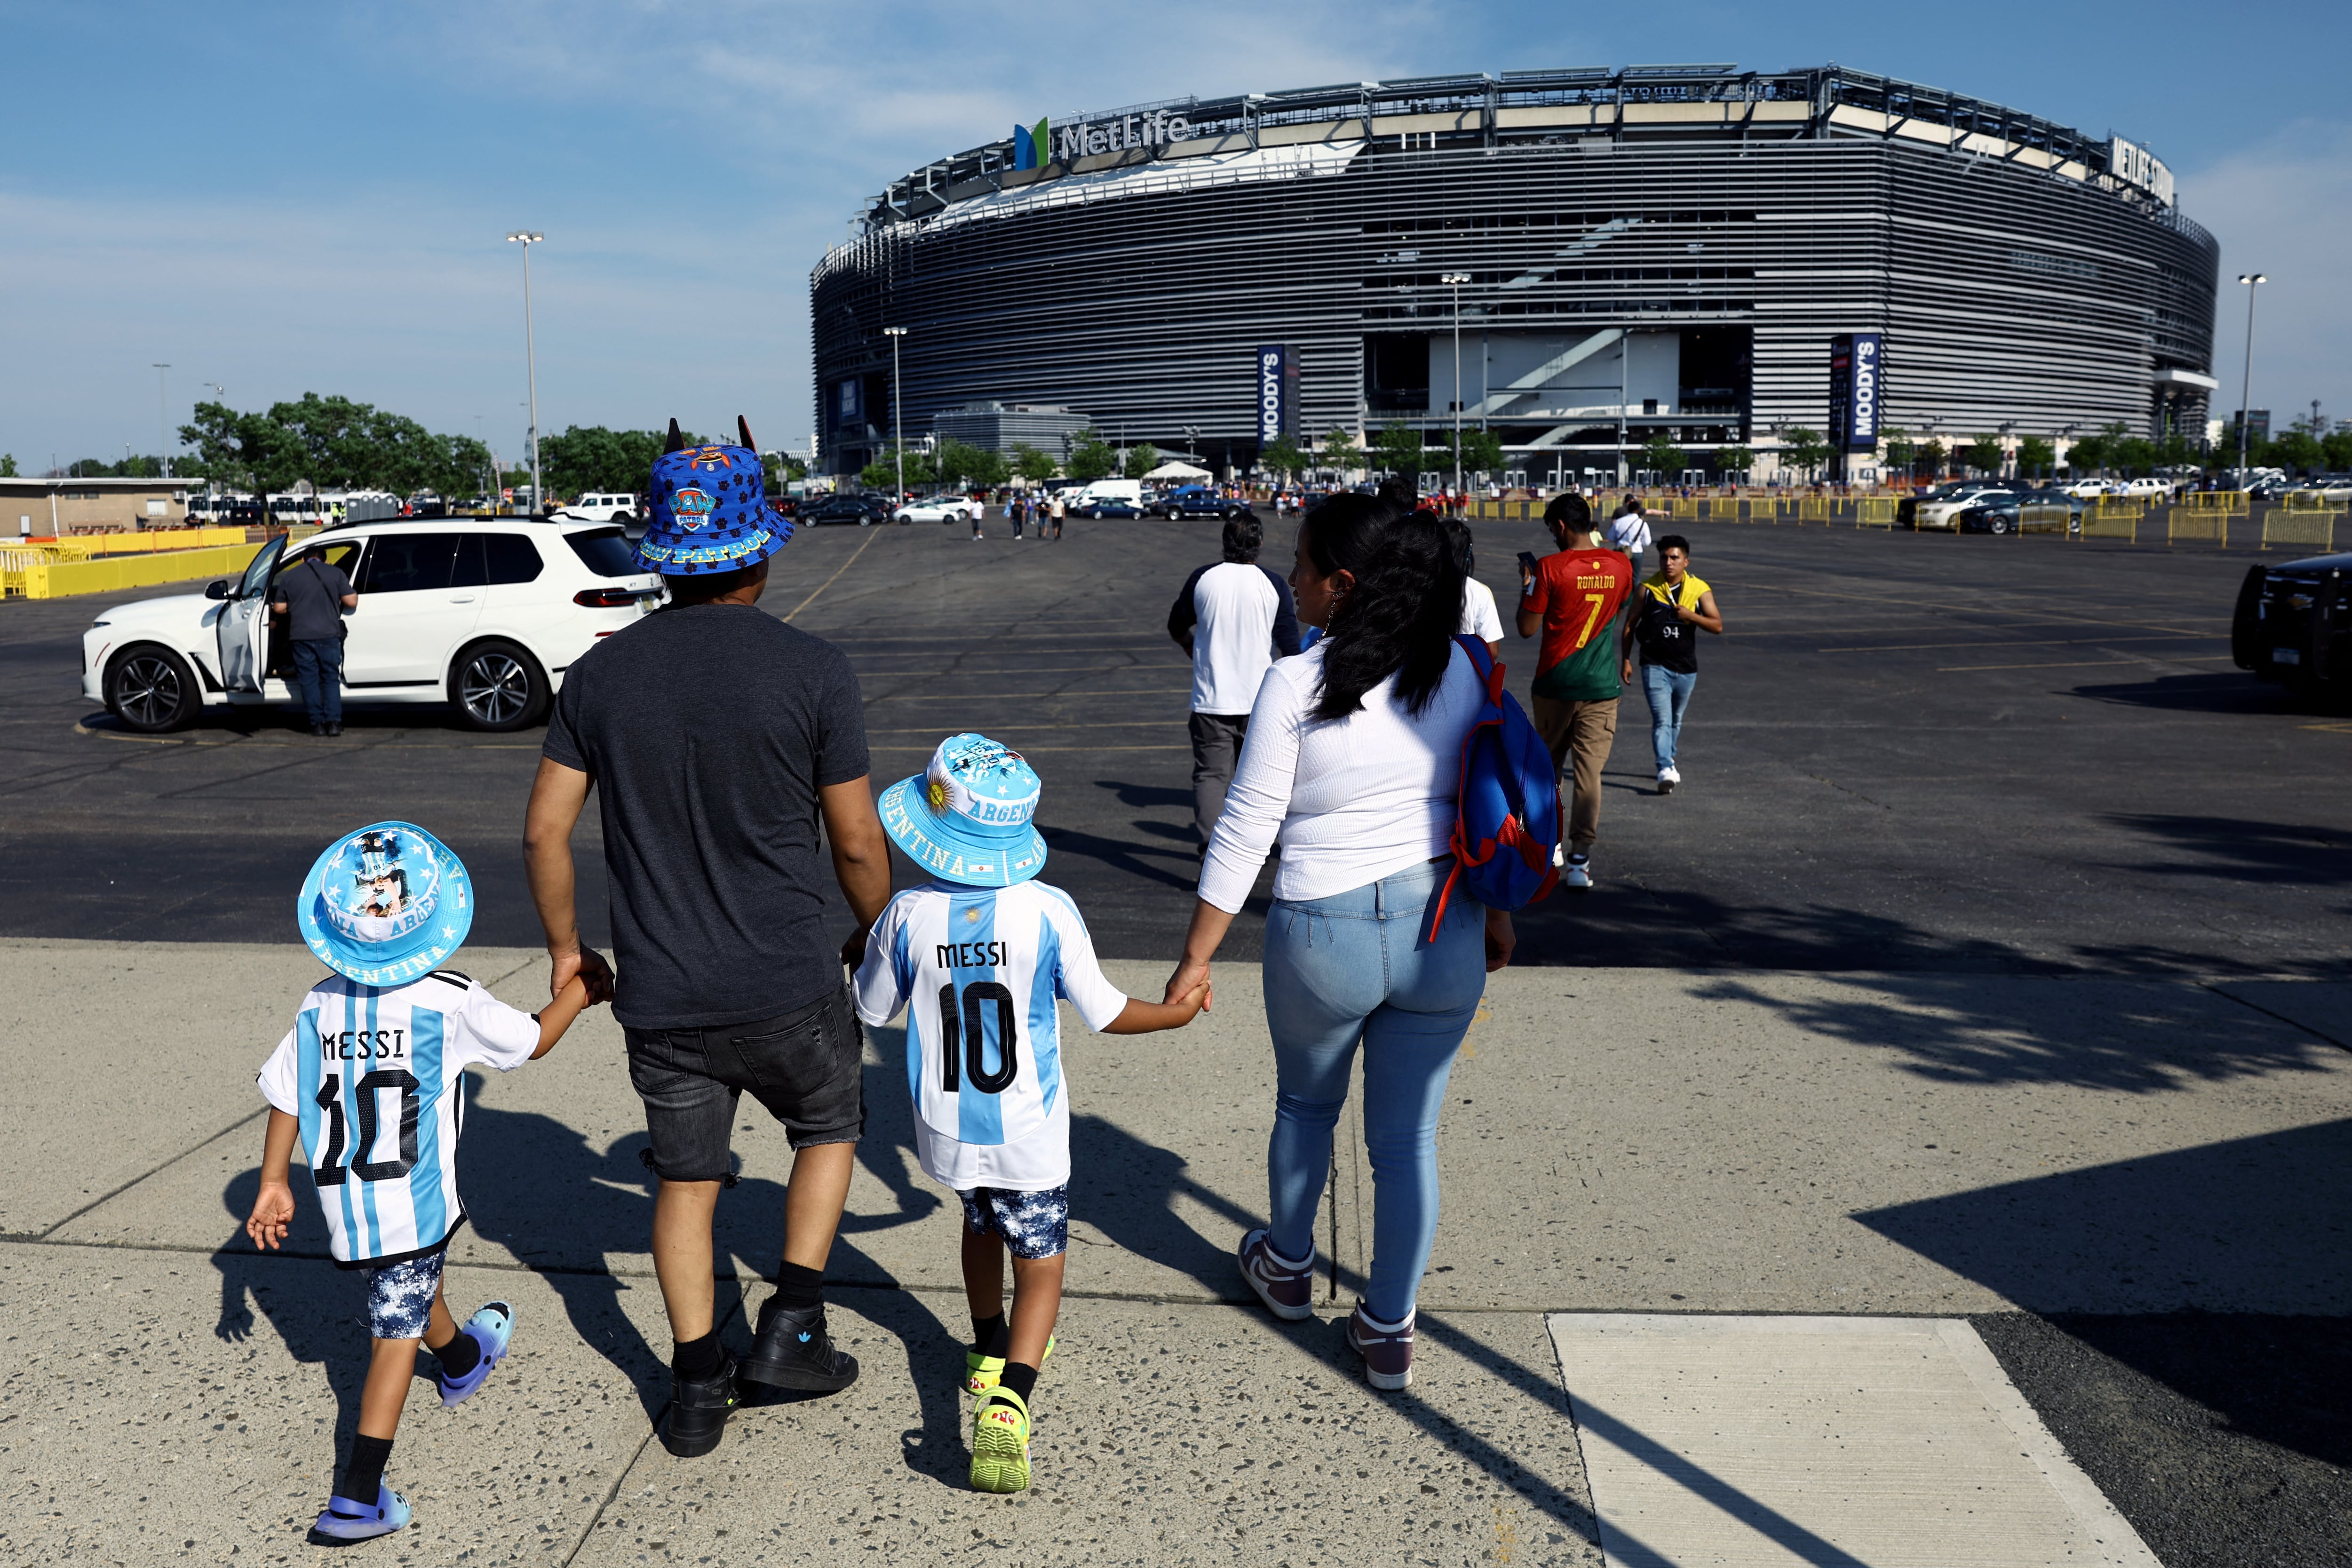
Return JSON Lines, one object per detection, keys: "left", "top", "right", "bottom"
{"left": 1301, "top": 493, "right": 1465, "bottom": 722}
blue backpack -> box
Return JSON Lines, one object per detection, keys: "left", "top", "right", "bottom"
{"left": 1427, "top": 635, "right": 1560, "bottom": 939}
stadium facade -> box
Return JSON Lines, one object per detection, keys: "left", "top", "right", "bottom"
{"left": 810, "top": 64, "right": 2219, "bottom": 482}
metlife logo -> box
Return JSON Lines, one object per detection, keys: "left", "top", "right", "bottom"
{"left": 1014, "top": 108, "right": 1196, "bottom": 171}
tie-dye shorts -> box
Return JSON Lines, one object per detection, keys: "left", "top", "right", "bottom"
{"left": 958, "top": 1184, "right": 1070, "bottom": 1260}
{"left": 361, "top": 1250, "right": 447, "bottom": 1340}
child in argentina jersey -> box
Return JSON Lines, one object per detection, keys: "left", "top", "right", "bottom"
{"left": 255, "top": 969, "right": 540, "bottom": 1266}
{"left": 857, "top": 733, "right": 1206, "bottom": 1496}
{"left": 243, "top": 821, "right": 602, "bottom": 1547}
{"left": 854, "top": 879, "right": 1128, "bottom": 1191}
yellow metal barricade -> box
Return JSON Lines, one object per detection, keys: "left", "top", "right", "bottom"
{"left": 2181, "top": 490, "right": 2247, "bottom": 515}
{"left": 2262, "top": 510, "right": 2339, "bottom": 552}
{"left": 2079, "top": 509, "right": 2138, "bottom": 542}
{"left": 10, "top": 542, "right": 265, "bottom": 600}
{"left": 1797, "top": 496, "right": 1832, "bottom": 524}
{"left": 1854, "top": 497, "right": 1897, "bottom": 529}
{"left": 2167, "top": 510, "right": 2229, "bottom": 548}
{"left": 2018, "top": 503, "right": 2073, "bottom": 534}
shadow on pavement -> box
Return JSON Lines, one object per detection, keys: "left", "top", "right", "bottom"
{"left": 2088, "top": 812, "right": 2352, "bottom": 890}
{"left": 1069, "top": 1111, "right": 1261, "bottom": 1300}
{"left": 1851, "top": 1119, "right": 2352, "bottom": 1318}
{"left": 2074, "top": 670, "right": 2352, "bottom": 717}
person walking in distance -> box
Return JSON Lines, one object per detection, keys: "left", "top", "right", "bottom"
{"left": 1168, "top": 516, "right": 1302, "bottom": 850}
{"left": 1518, "top": 493, "right": 1635, "bottom": 891}
{"left": 1046, "top": 492, "right": 1065, "bottom": 541}
{"left": 270, "top": 543, "right": 358, "bottom": 735}
{"left": 1621, "top": 533, "right": 1722, "bottom": 794}
{"left": 1164, "top": 494, "right": 1516, "bottom": 1392}
{"left": 524, "top": 420, "right": 892, "bottom": 1459}
{"left": 1603, "top": 496, "right": 1653, "bottom": 585}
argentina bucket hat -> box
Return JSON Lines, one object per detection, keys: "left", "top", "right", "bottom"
{"left": 296, "top": 821, "right": 474, "bottom": 985}
{"left": 877, "top": 733, "right": 1049, "bottom": 888}
{"left": 635, "top": 416, "right": 795, "bottom": 576}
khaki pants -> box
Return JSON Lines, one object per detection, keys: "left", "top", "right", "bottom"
{"left": 1532, "top": 695, "right": 1618, "bottom": 853}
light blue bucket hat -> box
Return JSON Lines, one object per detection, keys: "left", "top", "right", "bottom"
{"left": 296, "top": 821, "right": 474, "bottom": 985}
{"left": 877, "top": 733, "right": 1048, "bottom": 887}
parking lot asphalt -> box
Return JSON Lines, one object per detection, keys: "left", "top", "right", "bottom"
{"left": 6, "top": 510, "right": 2346, "bottom": 974}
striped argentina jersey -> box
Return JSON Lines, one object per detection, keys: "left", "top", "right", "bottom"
{"left": 852, "top": 880, "right": 1127, "bottom": 1191}
{"left": 257, "top": 971, "right": 539, "bottom": 1266}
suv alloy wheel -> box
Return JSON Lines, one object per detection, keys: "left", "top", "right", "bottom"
{"left": 451, "top": 638, "right": 549, "bottom": 732}
{"left": 107, "top": 645, "right": 200, "bottom": 733}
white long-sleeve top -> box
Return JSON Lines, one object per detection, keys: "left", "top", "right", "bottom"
{"left": 1198, "top": 639, "right": 1483, "bottom": 911}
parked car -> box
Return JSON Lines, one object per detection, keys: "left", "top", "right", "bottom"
{"left": 1910, "top": 480, "right": 2028, "bottom": 531}
{"left": 1955, "top": 488, "right": 2085, "bottom": 535}
{"left": 2233, "top": 553, "right": 2350, "bottom": 695}
{"left": 2116, "top": 476, "right": 2177, "bottom": 500}
{"left": 2057, "top": 479, "right": 2118, "bottom": 499}
{"left": 555, "top": 492, "right": 643, "bottom": 524}
{"left": 895, "top": 495, "right": 983, "bottom": 525}
{"left": 799, "top": 494, "right": 894, "bottom": 526}
{"left": 81, "top": 520, "right": 663, "bottom": 735}
{"left": 1150, "top": 486, "right": 1255, "bottom": 520}
{"left": 1071, "top": 498, "right": 1144, "bottom": 519}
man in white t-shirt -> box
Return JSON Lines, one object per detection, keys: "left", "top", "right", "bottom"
{"left": 1604, "top": 497, "right": 1653, "bottom": 582}
{"left": 854, "top": 733, "right": 1204, "bottom": 1493}
{"left": 1167, "top": 516, "right": 1301, "bottom": 847}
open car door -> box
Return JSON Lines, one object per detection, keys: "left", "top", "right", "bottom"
{"left": 214, "top": 535, "right": 286, "bottom": 693}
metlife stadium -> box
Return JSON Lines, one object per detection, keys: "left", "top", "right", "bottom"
{"left": 810, "top": 64, "right": 2219, "bottom": 481}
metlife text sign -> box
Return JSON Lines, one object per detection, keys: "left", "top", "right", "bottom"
{"left": 2108, "top": 137, "right": 2175, "bottom": 208}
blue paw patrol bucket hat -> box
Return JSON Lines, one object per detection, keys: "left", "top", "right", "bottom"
{"left": 297, "top": 821, "right": 474, "bottom": 985}
{"left": 635, "top": 417, "right": 794, "bottom": 576}
{"left": 878, "top": 733, "right": 1048, "bottom": 887}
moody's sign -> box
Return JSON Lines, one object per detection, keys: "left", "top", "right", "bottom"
{"left": 1845, "top": 332, "right": 1882, "bottom": 451}
{"left": 1255, "top": 345, "right": 1295, "bottom": 445}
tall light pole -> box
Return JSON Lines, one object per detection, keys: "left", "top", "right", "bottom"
{"left": 507, "top": 232, "right": 545, "bottom": 511}
{"left": 152, "top": 364, "right": 171, "bottom": 480}
{"left": 2236, "top": 272, "right": 2266, "bottom": 478}
{"left": 883, "top": 326, "right": 908, "bottom": 505}
{"left": 1441, "top": 272, "right": 1469, "bottom": 501}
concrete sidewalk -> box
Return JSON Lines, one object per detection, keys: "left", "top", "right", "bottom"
{"left": 2, "top": 939, "right": 2346, "bottom": 1564}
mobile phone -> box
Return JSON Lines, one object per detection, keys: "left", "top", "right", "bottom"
{"left": 1516, "top": 550, "right": 1540, "bottom": 577}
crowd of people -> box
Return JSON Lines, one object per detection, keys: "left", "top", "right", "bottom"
{"left": 243, "top": 435, "right": 1724, "bottom": 1543}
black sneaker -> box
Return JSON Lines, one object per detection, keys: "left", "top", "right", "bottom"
{"left": 661, "top": 1352, "right": 742, "bottom": 1458}
{"left": 741, "top": 1297, "right": 859, "bottom": 1393}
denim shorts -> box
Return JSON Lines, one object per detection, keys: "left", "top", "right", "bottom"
{"left": 959, "top": 1185, "right": 1070, "bottom": 1260}
{"left": 624, "top": 985, "right": 865, "bottom": 1182}
{"left": 362, "top": 1251, "right": 445, "bottom": 1341}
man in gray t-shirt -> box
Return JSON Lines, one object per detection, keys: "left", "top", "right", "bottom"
{"left": 270, "top": 547, "right": 356, "bottom": 736}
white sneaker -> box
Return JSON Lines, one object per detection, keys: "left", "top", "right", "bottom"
{"left": 1658, "top": 766, "right": 1678, "bottom": 794}
{"left": 1564, "top": 852, "right": 1593, "bottom": 891}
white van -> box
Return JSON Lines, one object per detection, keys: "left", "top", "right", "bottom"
{"left": 1067, "top": 478, "right": 1144, "bottom": 511}
{"left": 557, "top": 493, "right": 644, "bottom": 523}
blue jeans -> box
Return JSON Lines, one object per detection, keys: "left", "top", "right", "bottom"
{"left": 1641, "top": 664, "right": 1696, "bottom": 771}
{"left": 292, "top": 637, "right": 343, "bottom": 727}
{"left": 1263, "top": 857, "right": 1486, "bottom": 1322}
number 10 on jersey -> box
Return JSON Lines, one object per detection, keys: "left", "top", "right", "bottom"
{"left": 937, "top": 981, "right": 1019, "bottom": 1094}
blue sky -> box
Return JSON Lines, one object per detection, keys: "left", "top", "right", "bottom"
{"left": 4, "top": 0, "right": 2347, "bottom": 470}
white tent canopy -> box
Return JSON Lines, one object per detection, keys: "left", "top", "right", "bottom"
{"left": 1143, "top": 460, "right": 1212, "bottom": 480}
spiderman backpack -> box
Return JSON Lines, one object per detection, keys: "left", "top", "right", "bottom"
{"left": 1426, "top": 635, "right": 1560, "bottom": 939}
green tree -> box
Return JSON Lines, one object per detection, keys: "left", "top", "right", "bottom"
{"left": 2015, "top": 436, "right": 2056, "bottom": 478}
{"left": 1320, "top": 427, "right": 1362, "bottom": 476}
{"left": 1880, "top": 427, "right": 1915, "bottom": 477}
{"left": 1916, "top": 438, "right": 1947, "bottom": 478}
{"left": 1372, "top": 423, "right": 1427, "bottom": 478}
{"left": 1636, "top": 432, "right": 1689, "bottom": 480}
{"left": 2270, "top": 430, "right": 2324, "bottom": 476}
{"left": 1715, "top": 444, "right": 1755, "bottom": 479}
{"left": 0, "top": 454, "right": 14, "bottom": 477}
{"left": 1259, "top": 435, "right": 1309, "bottom": 483}
{"left": 860, "top": 441, "right": 935, "bottom": 493}
{"left": 542, "top": 426, "right": 682, "bottom": 500}
{"left": 2323, "top": 429, "right": 2352, "bottom": 472}
{"left": 1121, "top": 443, "right": 1161, "bottom": 481}
{"left": 1776, "top": 427, "right": 1831, "bottom": 479}
{"left": 1064, "top": 429, "right": 1119, "bottom": 483}
{"left": 1959, "top": 434, "right": 2006, "bottom": 477}
{"left": 1010, "top": 443, "right": 1060, "bottom": 483}
{"left": 932, "top": 438, "right": 993, "bottom": 488}
{"left": 2112, "top": 435, "right": 2158, "bottom": 476}
{"left": 1449, "top": 427, "right": 1507, "bottom": 479}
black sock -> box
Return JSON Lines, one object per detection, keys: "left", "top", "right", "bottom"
{"left": 337, "top": 1434, "right": 394, "bottom": 1505}
{"left": 997, "top": 1361, "right": 1039, "bottom": 1404}
{"left": 432, "top": 1326, "right": 481, "bottom": 1380}
{"left": 970, "top": 1312, "right": 1010, "bottom": 1358}
{"left": 672, "top": 1329, "right": 723, "bottom": 1382}
{"left": 771, "top": 1260, "right": 825, "bottom": 1314}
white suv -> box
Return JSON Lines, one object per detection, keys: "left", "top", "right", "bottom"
{"left": 555, "top": 492, "right": 643, "bottom": 523}
{"left": 82, "top": 520, "right": 664, "bottom": 733}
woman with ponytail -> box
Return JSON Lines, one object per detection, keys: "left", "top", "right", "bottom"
{"left": 1162, "top": 492, "right": 1514, "bottom": 1391}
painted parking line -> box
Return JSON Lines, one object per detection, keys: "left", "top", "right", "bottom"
{"left": 1549, "top": 1314, "right": 2161, "bottom": 1568}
